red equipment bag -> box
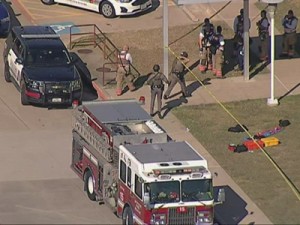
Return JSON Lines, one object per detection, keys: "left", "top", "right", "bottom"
{"left": 243, "top": 139, "right": 264, "bottom": 150}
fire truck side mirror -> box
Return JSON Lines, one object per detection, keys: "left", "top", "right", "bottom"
{"left": 216, "top": 188, "right": 225, "bottom": 204}
{"left": 144, "top": 192, "right": 150, "bottom": 207}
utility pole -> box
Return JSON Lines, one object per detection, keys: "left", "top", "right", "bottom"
{"left": 163, "top": 0, "right": 169, "bottom": 78}
{"left": 243, "top": 0, "right": 250, "bottom": 81}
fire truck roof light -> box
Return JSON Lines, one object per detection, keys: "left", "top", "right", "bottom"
{"left": 153, "top": 167, "right": 206, "bottom": 176}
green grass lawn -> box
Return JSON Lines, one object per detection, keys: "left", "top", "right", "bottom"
{"left": 173, "top": 95, "right": 300, "bottom": 224}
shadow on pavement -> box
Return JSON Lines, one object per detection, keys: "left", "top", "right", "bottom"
{"left": 70, "top": 52, "right": 98, "bottom": 102}
{"left": 214, "top": 185, "right": 250, "bottom": 225}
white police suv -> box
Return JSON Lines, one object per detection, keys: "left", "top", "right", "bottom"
{"left": 41, "top": 0, "right": 152, "bottom": 18}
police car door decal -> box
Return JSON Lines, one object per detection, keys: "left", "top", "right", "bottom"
{"left": 15, "top": 57, "right": 23, "bottom": 86}
{"left": 7, "top": 48, "right": 19, "bottom": 84}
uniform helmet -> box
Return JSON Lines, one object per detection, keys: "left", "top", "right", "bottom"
{"left": 180, "top": 51, "right": 188, "bottom": 58}
{"left": 204, "top": 18, "right": 210, "bottom": 24}
{"left": 153, "top": 64, "right": 160, "bottom": 72}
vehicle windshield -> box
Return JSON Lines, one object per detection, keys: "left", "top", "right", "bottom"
{"left": 182, "top": 179, "right": 213, "bottom": 202}
{"left": 145, "top": 181, "right": 180, "bottom": 204}
{"left": 25, "top": 48, "right": 71, "bottom": 67}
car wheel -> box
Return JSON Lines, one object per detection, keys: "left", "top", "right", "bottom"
{"left": 122, "top": 207, "right": 133, "bottom": 225}
{"left": 20, "top": 80, "right": 29, "bottom": 105}
{"left": 84, "top": 170, "right": 96, "bottom": 201}
{"left": 100, "top": 1, "right": 116, "bottom": 18}
{"left": 4, "top": 62, "right": 11, "bottom": 83}
{"left": 41, "top": 0, "right": 55, "bottom": 5}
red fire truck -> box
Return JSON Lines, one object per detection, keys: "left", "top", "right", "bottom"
{"left": 71, "top": 99, "right": 225, "bottom": 225}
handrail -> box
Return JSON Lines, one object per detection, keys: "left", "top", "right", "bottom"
{"left": 69, "top": 24, "right": 140, "bottom": 81}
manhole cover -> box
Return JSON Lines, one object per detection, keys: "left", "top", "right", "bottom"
{"left": 77, "top": 49, "right": 93, "bottom": 54}
{"left": 96, "top": 67, "right": 112, "bottom": 72}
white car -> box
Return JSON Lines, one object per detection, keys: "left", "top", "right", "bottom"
{"left": 41, "top": 0, "right": 153, "bottom": 18}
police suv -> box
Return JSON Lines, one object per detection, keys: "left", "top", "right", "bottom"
{"left": 3, "top": 26, "right": 82, "bottom": 106}
{"left": 41, "top": 0, "right": 152, "bottom": 18}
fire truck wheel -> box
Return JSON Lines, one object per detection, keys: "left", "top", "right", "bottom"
{"left": 122, "top": 207, "right": 133, "bottom": 225}
{"left": 85, "top": 170, "right": 96, "bottom": 201}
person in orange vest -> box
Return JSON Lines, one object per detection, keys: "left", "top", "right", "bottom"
{"left": 116, "top": 45, "right": 135, "bottom": 96}
{"left": 198, "top": 18, "right": 214, "bottom": 73}
{"left": 210, "top": 25, "right": 225, "bottom": 78}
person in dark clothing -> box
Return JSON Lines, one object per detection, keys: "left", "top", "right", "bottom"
{"left": 146, "top": 64, "right": 169, "bottom": 119}
{"left": 163, "top": 51, "right": 190, "bottom": 100}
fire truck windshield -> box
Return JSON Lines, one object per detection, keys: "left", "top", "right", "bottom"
{"left": 182, "top": 179, "right": 213, "bottom": 202}
{"left": 145, "top": 181, "right": 180, "bottom": 204}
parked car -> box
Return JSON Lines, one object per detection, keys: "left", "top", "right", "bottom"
{"left": 40, "top": 0, "right": 152, "bottom": 18}
{"left": 0, "top": 0, "right": 10, "bottom": 37}
{"left": 3, "top": 26, "right": 83, "bottom": 106}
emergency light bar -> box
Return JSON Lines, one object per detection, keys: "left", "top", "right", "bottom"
{"left": 21, "top": 34, "right": 60, "bottom": 39}
{"left": 153, "top": 166, "right": 206, "bottom": 176}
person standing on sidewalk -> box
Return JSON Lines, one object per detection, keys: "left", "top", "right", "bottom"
{"left": 233, "top": 9, "right": 251, "bottom": 57}
{"left": 116, "top": 45, "right": 135, "bottom": 96}
{"left": 198, "top": 18, "right": 214, "bottom": 73}
{"left": 257, "top": 10, "right": 270, "bottom": 61}
{"left": 210, "top": 25, "right": 225, "bottom": 78}
{"left": 280, "top": 10, "right": 298, "bottom": 58}
{"left": 146, "top": 64, "right": 169, "bottom": 119}
{"left": 164, "top": 51, "right": 190, "bottom": 100}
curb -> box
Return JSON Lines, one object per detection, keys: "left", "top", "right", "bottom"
{"left": 92, "top": 81, "right": 111, "bottom": 101}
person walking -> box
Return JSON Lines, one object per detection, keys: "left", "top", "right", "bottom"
{"left": 257, "top": 10, "right": 270, "bottom": 61}
{"left": 210, "top": 25, "right": 225, "bottom": 78}
{"left": 163, "top": 51, "right": 190, "bottom": 100}
{"left": 198, "top": 18, "right": 215, "bottom": 73}
{"left": 116, "top": 45, "right": 135, "bottom": 96}
{"left": 146, "top": 64, "right": 169, "bottom": 119}
{"left": 280, "top": 10, "right": 298, "bottom": 58}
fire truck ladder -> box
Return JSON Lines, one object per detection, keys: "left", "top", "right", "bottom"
{"left": 68, "top": 24, "right": 140, "bottom": 86}
{"left": 72, "top": 108, "right": 115, "bottom": 163}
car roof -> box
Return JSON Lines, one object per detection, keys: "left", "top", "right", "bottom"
{"left": 12, "top": 26, "right": 56, "bottom": 36}
{"left": 0, "top": 1, "right": 9, "bottom": 19}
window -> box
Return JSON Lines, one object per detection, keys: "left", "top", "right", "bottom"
{"left": 120, "top": 160, "right": 126, "bottom": 183}
{"left": 135, "top": 175, "right": 142, "bottom": 199}
{"left": 127, "top": 167, "right": 132, "bottom": 187}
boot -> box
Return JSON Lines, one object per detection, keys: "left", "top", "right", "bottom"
{"left": 127, "top": 82, "right": 135, "bottom": 92}
{"left": 116, "top": 88, "right": 122, "bottom": 96}
{"left": 158, "top": 112, "right": 163, "bottom": 119}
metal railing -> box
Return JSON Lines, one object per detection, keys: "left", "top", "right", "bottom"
{"left": 69, "top": 24, "right": 140, "bottom": 85}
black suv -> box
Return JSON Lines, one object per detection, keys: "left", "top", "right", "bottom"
{"left": 3, "top": 25, "right": 82, "bottom": 106}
